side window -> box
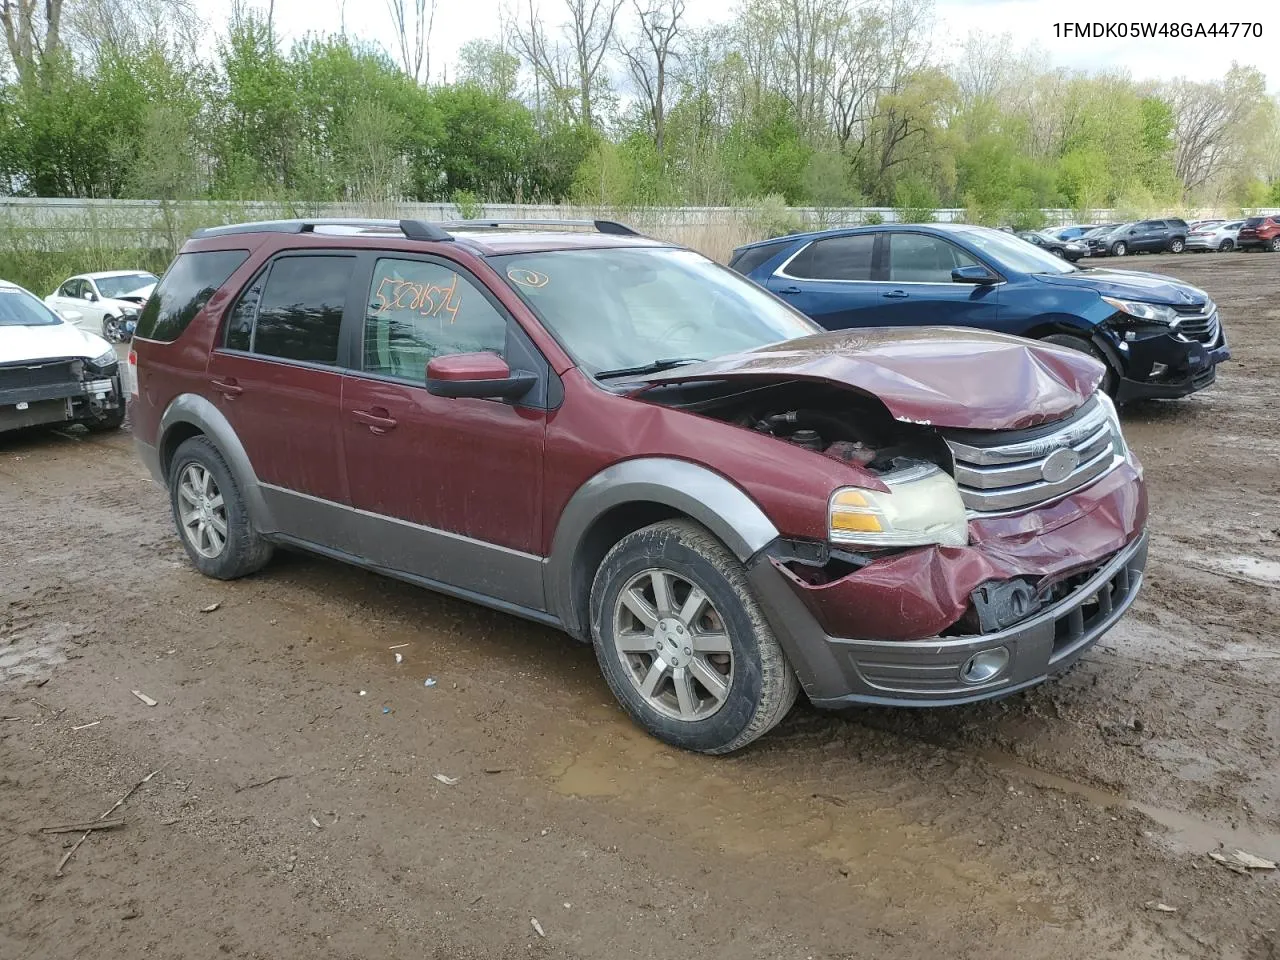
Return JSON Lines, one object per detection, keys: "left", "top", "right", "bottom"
{"left": 784, "top": 234, "right": 875, "bottom": 281}
{"left": 888, "top": 234, "right": 977, "bottom": 283}
{"left": 224, "top": 271, "right": 266, "bottom": 351}
{"left": 363, "top": 258, "right": 507, "bottom": 381}
{"left": 59, "top": 280, "right": 77, "bottom": 297}
{"left": 135, "top": 250, "right": 251, "bottom": 343}
{"left": 251, "top": 256, "right": 354, "bottom": 366}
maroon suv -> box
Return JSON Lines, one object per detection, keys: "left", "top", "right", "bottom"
{"left": 1236, "top": 215, "right": 1280, "bottom": 252}
{"left": 131, "top": 219, "right": 1149, "bottom": 754}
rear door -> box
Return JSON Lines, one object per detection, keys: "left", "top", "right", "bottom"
{"left": 206, "top": 252, "right": 359, "bottom": 546}
{"left": 339, "top": 253, "right": 549, "bottom": 611}
{"left": 874, "top": 232, "right": 1000, "bottom": 328}
{"left": 764, "top": 232, "right": 888, "bottom": 329}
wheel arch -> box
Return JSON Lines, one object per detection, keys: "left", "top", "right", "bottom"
{"left": 546, "top": 459, "right": 781, "bottom": 640}
{"left": 158, "top": 393, "right": 274, "bottom": 532}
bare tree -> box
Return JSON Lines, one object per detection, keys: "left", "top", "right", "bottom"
{"left": 1, "top": 0, "right": 64, "bottom": 84}
{"left": 511, "top": 0, "right": 622, "bottom": 127}
{"left": 64, "top": 0, "right": 202, "bottom": 60}
{"left": 617, "top": 0, "right": 684, "bottom": 157}
{"left": 1167, "top": 66, "right": 1270, "bottom": 197}
{"left": 386, "top": 0, "right": 436, "bottom": 84}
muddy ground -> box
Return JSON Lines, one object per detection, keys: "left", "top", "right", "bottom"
{"left": 2, "top": 251, "right": 1278, "bottom": 960}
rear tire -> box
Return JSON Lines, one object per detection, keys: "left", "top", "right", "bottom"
{"left": 1042, "top": 333, "right": 1118, "bottom": 398}
{"left": 589, "top": 519, "right": 799, "bottom": 754}
{"left": 1169, "top": 238, "right": 1185, "bottom": 253}
{"left": 168, "top": 435, "right": 273, "bottom": 580}
{"left": 1111, "top": 241, "right": 1127, "bottom": 257}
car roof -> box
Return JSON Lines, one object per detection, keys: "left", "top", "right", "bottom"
{"left": 734, "top": 221, "right": 992, "bottom": 252}
{"left": 78, "top": 270, "right": 156, "bottom": 280}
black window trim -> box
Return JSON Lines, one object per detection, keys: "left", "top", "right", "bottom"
{"left": 215, "top": 250, "right": 360, "bottom": 371}
{"left": 774, "top": 229, "right": 1007, "bottom": 286}
{"left": 344, "top": 249, "right": 560, "bottom": 410}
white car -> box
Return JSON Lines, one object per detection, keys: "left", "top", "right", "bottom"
{"left": 1185, "top": 220, "right": 1245, "bottom": 252}
{"left": 1, "top": 279, "right": 126, "bottom": 434}
{"left": 45, "top": 270, "right": 158, "bottom": 342}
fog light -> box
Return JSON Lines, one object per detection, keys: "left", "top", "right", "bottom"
{"left": 961, "top": 648, "right": 1010, "bottom": 685}
{"left": 1150, "top": 362, "right": 1168, "bottom": 378}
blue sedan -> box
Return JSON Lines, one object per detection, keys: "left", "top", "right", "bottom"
{"left": 728, "top": 223, "right": 1230, "bottom": 402}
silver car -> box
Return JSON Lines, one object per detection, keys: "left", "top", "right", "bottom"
{"left": 1185, "top": 219, "right": 1244, "bottom": 252}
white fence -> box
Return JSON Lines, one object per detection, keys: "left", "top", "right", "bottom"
{"left": 3, "top": 197, "right": 1276, "bottom": 251}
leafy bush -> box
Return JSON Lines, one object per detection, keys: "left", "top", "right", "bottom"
{"left": 893, "top": 176, "right": 938, "bottom": 223}
{"left": 744, "top": 194, "right": 803, "bottom": 240}
{"left": 863, "top": 211, "right": 885, "bottom": 225}
{"left": 452, "top": 189, "right": 484, "bottom": 219}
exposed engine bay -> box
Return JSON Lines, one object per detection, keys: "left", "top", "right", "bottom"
{"left": 640, "top": 379, "right": 955, "bottom": 478}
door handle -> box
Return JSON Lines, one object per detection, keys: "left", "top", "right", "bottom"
{"left": 776, "top": 285, "right": 801, "bottom": 295}
{"left": 210, "top": 377, "right": 242, "bottom": 398}
{"left": 352, "top": 407, "right": 398, "bottom": 434}
{"left": 882, "top": 290, "right": 909, "bottom": 299}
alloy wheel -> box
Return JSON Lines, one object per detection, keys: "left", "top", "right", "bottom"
{"left": 612, "top": 567, "right": 733, "bottom": 722}
{"left": 177, "top": 462, "right": 228, "bottom": 559}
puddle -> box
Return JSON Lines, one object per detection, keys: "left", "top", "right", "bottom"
{"left": 982, "top": 751, "right": 1280, "bottom": 865}
{"left": 1180, "top": 550, "right": 1280, "bottom": 588}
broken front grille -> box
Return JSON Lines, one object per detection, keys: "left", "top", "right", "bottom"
{"left": 1172, "top": 302, "right": 1221, "bottom": 345}
{"left": 0, "top": 358, "right": 81, "bottom": 390}
{"left": 944, "top": 397, "right": 1122, "bottom": 514}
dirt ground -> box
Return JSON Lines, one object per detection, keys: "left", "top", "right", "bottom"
{"left": 3, "top": 250, "right": 1278, "bottom": 960}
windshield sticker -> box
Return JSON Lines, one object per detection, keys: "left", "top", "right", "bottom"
{"left": 507, "top": 268, "right": 549, "bottom": 288}
{"left": 372, "top": 273, "right": 461, "bottom": 324}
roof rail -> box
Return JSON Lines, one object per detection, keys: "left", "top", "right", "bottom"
{"left": 189, "top": 217, "right": 639, "bottom": 242}
{"left": 191, "top": 218, "right": 454, "bottom": 242}
{"left": 436, "top": 218, "right": 640, "bottom": 236}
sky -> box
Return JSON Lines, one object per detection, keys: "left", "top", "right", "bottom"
{"left": 217, "top": 0, "right": 1275, "bottom": 90}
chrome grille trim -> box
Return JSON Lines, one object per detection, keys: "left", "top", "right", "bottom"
{"left": 945, "top": 398, "right": 1124, "bottom": 513}
{"left": 1172, "top": 302, "right": 1221, "bottom": 345}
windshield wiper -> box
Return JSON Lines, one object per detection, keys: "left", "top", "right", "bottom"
{"left": 594, "top": 357, "right": 705, "bottom": 380}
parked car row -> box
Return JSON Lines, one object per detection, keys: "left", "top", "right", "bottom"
{"left": 1048, "top": 216, "right": 1280, "bottom": 257}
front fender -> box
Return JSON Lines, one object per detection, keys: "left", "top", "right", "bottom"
{"left": 158, "top": 393, "right": 275, "bottom": 532}
{"left": 546, "top": 458, "right": 780, "bottom": 636}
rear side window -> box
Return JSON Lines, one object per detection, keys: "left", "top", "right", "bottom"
{"left": 1244, "top": 217, "right": 1263, "bottom": 226}
{"left": 135, "top": 250, "right": 249, "bottom": 342}
{"left": 729, "top": 242, "right": 786, "bottom": 276}
{"left": 363, "top": 258, "right": 507, "bottom": 379}
{"left": 248, "top": 256, "right": 355, "bottom": 366}
{"left": 784, "top": 234, "right": 875, "bottom": 281}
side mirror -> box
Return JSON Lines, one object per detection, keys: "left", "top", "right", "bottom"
{"left": 86, "top": 291, "right": 98, "bottom": 302}
{"left": 426, "top": 352, "right": 536, "bottom": 401}
{"left": 952, "top": 265, "right": 998, "bottom": 285}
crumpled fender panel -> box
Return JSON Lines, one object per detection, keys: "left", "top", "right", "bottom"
{"left": 773, "top": 459, "right": 1147, "bottom": 641}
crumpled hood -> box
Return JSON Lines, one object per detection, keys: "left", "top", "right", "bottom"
{"left": 634, "top": 327, "right": 1103, "bottom": 430}
{"left": 0, "top": 320, "right": 113, "bottom": 365}
{"left": 1034, "top": 267, "right": 1208, "bottom": 306}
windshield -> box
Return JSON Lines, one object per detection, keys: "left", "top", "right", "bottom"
{"left": 491, "top": 247, "right": 819, "bottom": 376}
{"left": 0, "top": 286, "right": 63, "bottom": 327}
{"left": 95, "top": 273, "right": 157, "bottom": 299}
{"left": 958, "top": 227, "right": 1077, "bottom": 275}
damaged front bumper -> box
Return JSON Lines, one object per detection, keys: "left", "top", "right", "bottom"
{"left": 1104, "top": 319, "right": 1230, "bottom": 403}
{"left": 747, "top": 462, "right": 1149, "bottom": 707}
{"left": 0, "top": 370, "right": 123, "bottom": 432}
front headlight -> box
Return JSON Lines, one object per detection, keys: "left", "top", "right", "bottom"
{"left": 89, "top": 348, "right": 118, "bottom": 370}
{"left": 1101, "top": 296, "right": 1178, "bottom": 325}
{"left": 829, "top": 462, "right": 969, "bottom": 549}
{"left": 1095, "top": 391, "right": 1129, "bottom": 459}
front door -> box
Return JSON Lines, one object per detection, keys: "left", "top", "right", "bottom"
{"left": 206, "top": 252, "right": 358, "bottom": 545}
{"left": 874, "top": 232, "right": 1000, "bottom": 328}
{"left": 341, "top": 254, "right": 548, "bottom": 612}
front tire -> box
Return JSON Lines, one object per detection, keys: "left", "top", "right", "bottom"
{"left": 1219, "top": 239, "right": 1234, "bottom": 252}
{"left": 102, "top": 315, "right": 121, "bottom": 342}
{"left": 1111, "top": 241, "right": 1127, "bottom": 257}
{"left": 589, "top": 520, "right": 799, "bottom": 754}
{"left": 1051, "top": 248, "right": 1065, "bottom": 258}
{"left": 1270, "top": 237, "right": 1280, "bottom": 252}
{"left": 1042, "top": 333, "right": 1119, "bottom": 398}
{"left": 168, "top": 435, "right": 273, "bottom": 580}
